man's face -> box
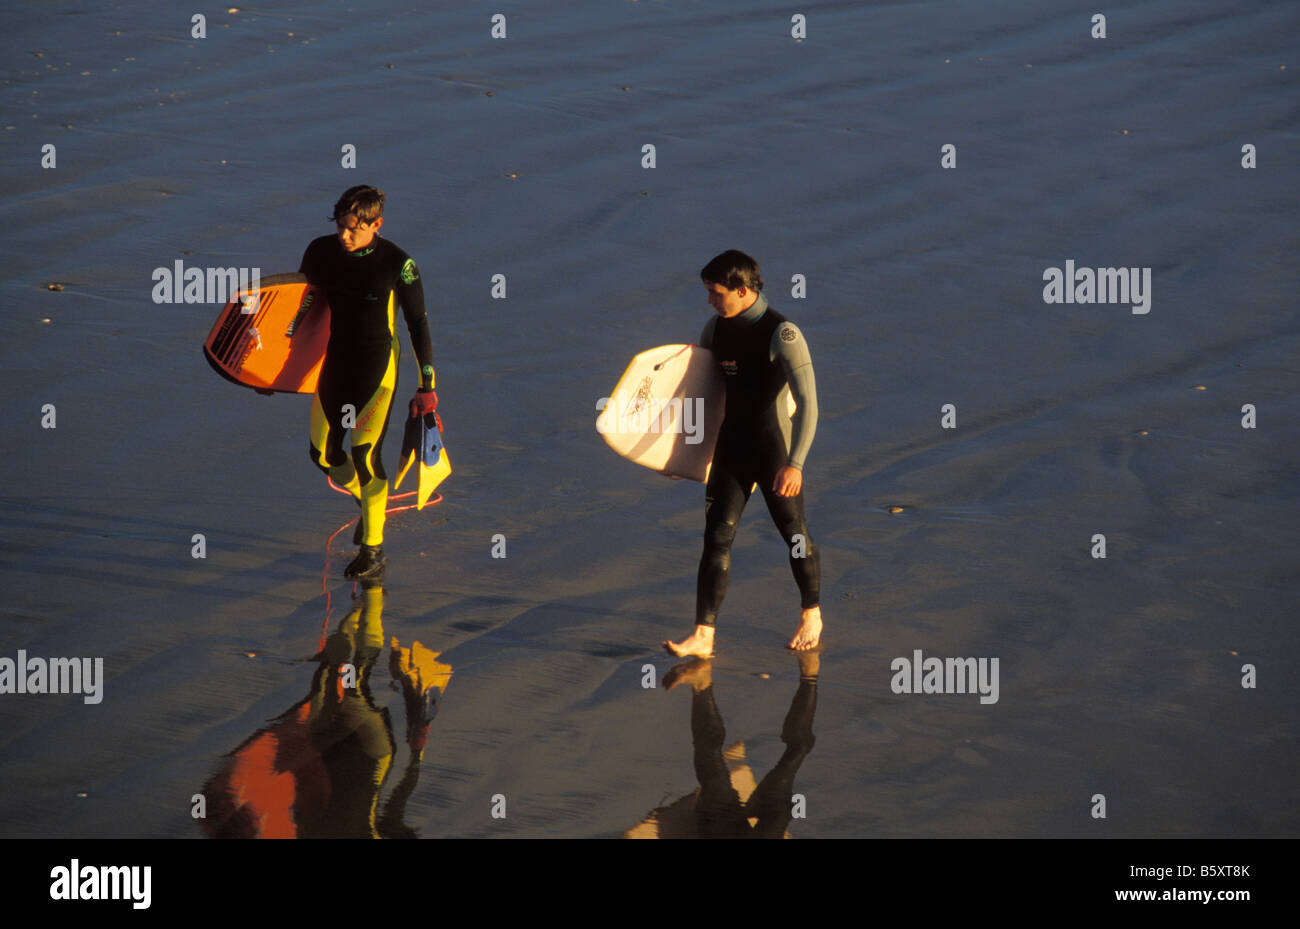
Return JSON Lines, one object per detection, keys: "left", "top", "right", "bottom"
{"left": 705, "top": 282, "right": 750, "bottom": 318}
{"left": 336, "top": 212, "right": 382, "bottom": 252}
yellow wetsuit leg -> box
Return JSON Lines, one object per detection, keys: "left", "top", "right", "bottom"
{"left": 310, "top": 393, "right": 362, "bottom": 499}
{"left": 350, "top": 335, "right": 399, "bottom": 546}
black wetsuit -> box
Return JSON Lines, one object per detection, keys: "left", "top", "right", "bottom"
{"left": 299, "top": 235, "right": 435, "bottom": 546}
{"left": 697, "top": 292, "right": 820, "bottom": 624}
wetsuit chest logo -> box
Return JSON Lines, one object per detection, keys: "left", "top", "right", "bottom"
{"left": 720, "top": 360, "right": 738, "bottom": 376}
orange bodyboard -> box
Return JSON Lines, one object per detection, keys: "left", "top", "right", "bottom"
{"left": 203, "top": 272, "right": 330, "bottom": 394}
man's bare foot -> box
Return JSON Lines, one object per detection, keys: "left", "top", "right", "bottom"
{"left": 663, "top": 624, "right": 715, "bottom": 658}
{"left": 663, "top": 658, "right": 713, "bottom": 692}
{"left": 787, "top": 606, "right": 822, "bottom": 651}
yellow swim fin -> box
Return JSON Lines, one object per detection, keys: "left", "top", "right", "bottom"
{"left": 395, "top": 411, "right": 451, "bottom": 509}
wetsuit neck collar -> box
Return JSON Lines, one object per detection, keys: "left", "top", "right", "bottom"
{"left": 344, "top": 239, "right": 379, "bottom": 258}
{"left": 733, "top": 291, "right": 768, "bottom": 323}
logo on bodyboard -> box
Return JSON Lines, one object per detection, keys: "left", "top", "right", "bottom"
{"left": 631, "top": 376, "right": 654, "bottom": 413}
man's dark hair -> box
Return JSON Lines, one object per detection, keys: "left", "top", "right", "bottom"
{"left": 332, "top": 185, "right": 385, "bottom": 224}
{"left": 700, "top": 249, "right": 763, "bottom": 292}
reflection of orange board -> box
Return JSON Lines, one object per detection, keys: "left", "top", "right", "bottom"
{"left": 597, "top": 344, "right": 724, "bottom": 482}
{"left": 203, "top": 273, "right": 330, "bottom": 394}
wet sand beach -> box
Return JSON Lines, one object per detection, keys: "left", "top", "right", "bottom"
{"left": 1, "top": 0, "right": 1297, "bottom": 839}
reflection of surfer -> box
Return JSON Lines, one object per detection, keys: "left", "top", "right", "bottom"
{"left": 626, "top": 653, "right": 818, "bottom": 838}
{"left": 199, "top": 582, "right": 452, "bottom": 838}
{"left": 300, "top": 185, "right": 439, "bottom": 579}
{"left": 664, "top": 250, "right": 823, "bottom": 656}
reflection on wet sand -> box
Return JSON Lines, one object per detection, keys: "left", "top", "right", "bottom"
{"left": 626, "top": 652, "right": 818, "bottom": 838}
{"left": 199, "top": 582, "right": 451, "bottom": 838}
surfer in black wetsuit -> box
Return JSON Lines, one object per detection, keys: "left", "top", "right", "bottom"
{"left": 664, "top": 250, "right": 822, "bottom": 656}
{"left": 300, "top": 186, "right": 438, "bottom": 579}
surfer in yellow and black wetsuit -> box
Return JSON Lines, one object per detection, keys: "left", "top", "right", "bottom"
{"left": 300, "top": 185, "right": 438, "bottom": 579}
